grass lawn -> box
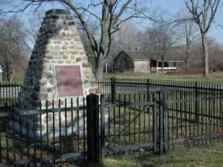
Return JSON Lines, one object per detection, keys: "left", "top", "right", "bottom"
{"left": 105, "top": 71, "right": 223, "bottom": 83}
{"left": 71, "top": 143, "right": 223, "bottom": 167}
{"left": 104, "top": 146, "right": 223, "bottom": 167}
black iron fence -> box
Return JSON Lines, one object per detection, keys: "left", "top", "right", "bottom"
{"left": 1, "top": 97, "right": 88, "bottom": 166}
{"left": 98, "top": 78, "right": 223, "bottom": 96}
{"left": 101, "top": 92, "right": 156, "bottom": 155}
{"left": 0, "top": 82, "right": 22, "bottom": 110}
{"left": 99, "top": 78, "right": 223, "bottom": 147}
{"left": 0, "top": 92, "right": 166, "bottom": 166}
{"left": 0, "top": 79, "right": 223, "bottom": 166}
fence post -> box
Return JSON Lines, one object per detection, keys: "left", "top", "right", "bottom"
{"left": 146, "top": 79, "right": 150, "bottom": 101}
{"left": 195, "top": 82, "right": 199, "bottom": 122}
{"left": 154, "top": 89, "right": 169, "bottom": 154}
{"left": 111, "top": 78, "right": 116, "bottom": 104}
{"left": 87, "top": 93, "right": 102, "bottom": 164}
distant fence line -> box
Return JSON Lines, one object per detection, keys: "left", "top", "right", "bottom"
{"left": 97, "top": 78, "right": 223, "bottom": 103}
{"left": 1, "top": 78, "right": 223, "bottom": 103}
{"left": 99, "top": 78, "right": 223, "bottom": 92}
{"left": 0, "top": 82, "right": 22, "bottom": 109}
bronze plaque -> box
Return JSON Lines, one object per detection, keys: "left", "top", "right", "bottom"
{"left": 55, "top": 65, "right": 83, "bottom": 97}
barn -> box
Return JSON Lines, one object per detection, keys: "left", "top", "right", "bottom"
{"left": 104, "top": 51, "right": 134, "bottom": 73}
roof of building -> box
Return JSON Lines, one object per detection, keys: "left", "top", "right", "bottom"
{"left": 118, "top": 46, "right": 185, "bottom": 62}
{"left": 46, "top": 9, "right": 69, "bottom": 16}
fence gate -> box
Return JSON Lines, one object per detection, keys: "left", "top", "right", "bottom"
{"left": 99, "top": 89, "right": 169, "bottom": 156}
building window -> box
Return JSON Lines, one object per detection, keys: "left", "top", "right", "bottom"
{"left": 164, "top": 62, "right": 169, "bottom": 67}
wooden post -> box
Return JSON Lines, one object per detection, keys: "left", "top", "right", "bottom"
{"left": 153, "top": 89, "right": 169, "bottom": 154}
{"left": 87, "top": 94, "right": 101, "bottom": 163}
{"left": 111, "top": 78, "right": 116, "bottom": 104}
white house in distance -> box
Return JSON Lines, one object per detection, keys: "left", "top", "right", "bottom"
{"left": 133, "top": 58, "right": 184, "bottom": 73}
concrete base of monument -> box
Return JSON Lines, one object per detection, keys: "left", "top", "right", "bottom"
{"left": 9, "top": 109, "right": 85, "bottom": 141}
{"left": 8, "top": 106, "right": 109, "bottom": 142}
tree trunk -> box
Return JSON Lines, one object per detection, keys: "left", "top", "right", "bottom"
{"left": 161, "top": 56, "right": 164, "bottom": 73}
{"left": 184, "top": 58, "right": 189, "bottom": 72}
{"left": 185, "top": 49, "right": 190, "bottom": 71}
{"left": 95, "top": 64, "right": 104, "bottom": 81}
{"left": 201, "top": 34, "right": 209, "bottom": 77}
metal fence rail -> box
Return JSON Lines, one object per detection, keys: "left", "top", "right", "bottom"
{"left": 0, "top": 82, "right": 22, "bottom": 110}
{"left": 101, "top": 93, "right": 156, "bottom": 155}
{"left": 98, "top": 78, "right": 223, "bottom": 95}
{"left": 1, "top": 97, "right": 88, "bottom": 166}
{"left": 0, "top": 92, "right": 163, "bottom": 166}
{"left": 98, "top": 78, "right": 223, "bottom": 148}
{"left": 1, "top": 79, "right": 223, "bottom": 166}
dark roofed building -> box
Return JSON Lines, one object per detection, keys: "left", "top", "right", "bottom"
{"left": 104, "top": 51, "right": 134, "bottom": 73}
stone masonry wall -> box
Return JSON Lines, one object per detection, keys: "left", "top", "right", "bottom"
{"left": 20, "top": 9, "right": 95, "bottom": 109}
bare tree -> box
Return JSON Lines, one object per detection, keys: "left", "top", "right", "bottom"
{"left": 0, "top": 17, "right": 28, "bottom": 81}
{"left": 144, "top": 19, "right": 181, "bottom": 72}
{"left": 184, "top": 22, "right": 193, "bottom": 70}
{"left": 112, "top": 23, "right": 141, "bottom": 52}
{"left": 205, "top": 38, "right": 223, "bottom": 72}
{"left": 187, "top": 37, "right": 223, "bottom": 72}
{"left": 185, "top": 0, "right": 221, "bottom": 76}
{"left": 4, "top": 0, "right": 153, "bottom": 80}
{"left": 182, "top": 20, "right": 199, "bottom": 70}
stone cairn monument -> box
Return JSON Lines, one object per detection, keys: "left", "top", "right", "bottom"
{"left": 20, "top": 9, "right": 95, "bottom": 109}
{"left": 10, "top": 9, "right": 96, "bottom": 141}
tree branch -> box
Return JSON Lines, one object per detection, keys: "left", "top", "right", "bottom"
{"left": 0, "top": 1, "right": 34, "bottom": 15}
